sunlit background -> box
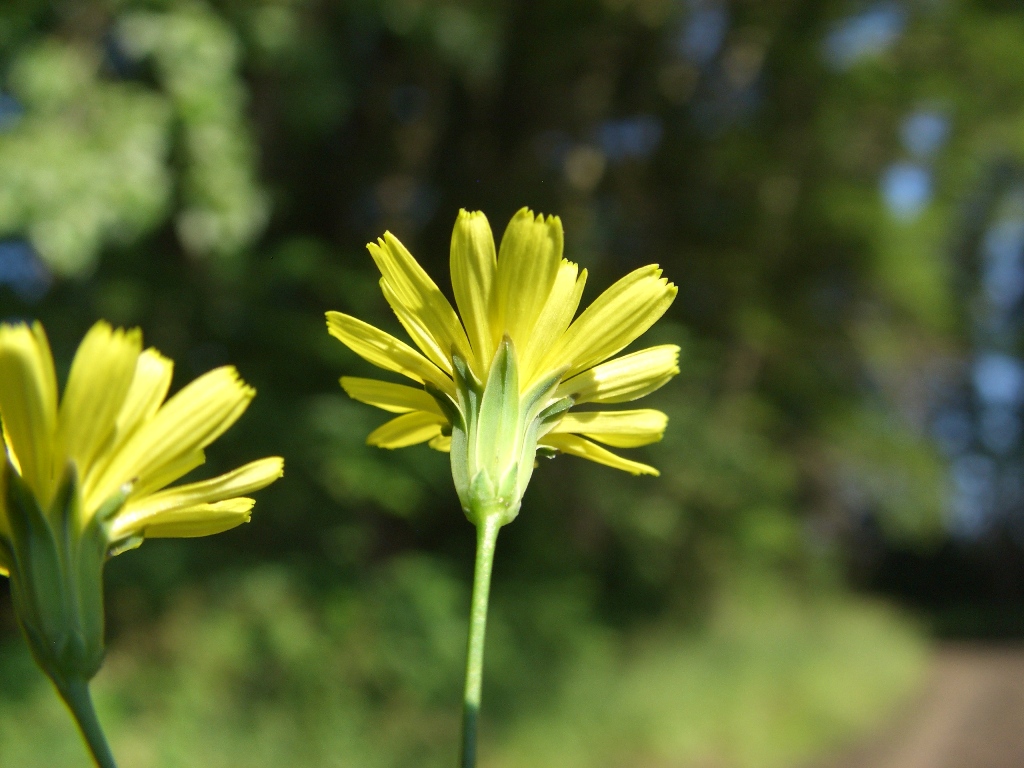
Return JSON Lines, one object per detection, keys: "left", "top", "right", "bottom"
{"left": 2, "top": 1, "right": 1024, "bottom": 766}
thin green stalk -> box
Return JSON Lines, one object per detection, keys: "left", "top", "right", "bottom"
{"left": 461, "top": 514, "right": 501, "bottom": 768}
{"left": 58, "top": 677, "right": 118, "bottom": 768}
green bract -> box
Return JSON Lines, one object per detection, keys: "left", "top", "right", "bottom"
{"left": 1, "top": 461, "right": 124, "bottom": 690}
{"left": 442, "top": 337, "right": 572, "bottom": 526}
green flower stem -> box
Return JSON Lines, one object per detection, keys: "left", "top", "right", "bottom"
{"left": 58, "top": 677, "right": 117, "bottom": 768}
{"left": 461, "top": 513, "right": 501, "bottom": 768}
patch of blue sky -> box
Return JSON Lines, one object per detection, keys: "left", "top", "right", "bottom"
{"left": 596, "top": 115, "right": 663, "bottom": 162}
{"left": 823, "top": 3, "right": 906, "bottom": 71}
{"left": 103, "top": 29, "right": 137, "bottom": 79}
{"left": 881, "top": 162, "right": 931, "bottom": 219}
{"left": 949, "top": 453, "right": 997, "bottom": 538}
{"left": 973, "top": 352, "right": 1024, "bottom": 408}
{"left": 676, "top": 2, "right": 728, "bottom": 65}
{"left": 982, "top": 219, "right": 1024, "bottom": 311}
{"left": 901, "top": 110, "right": 949, "bottom": 157}
{"left": 0, "top": 94, "right": 23, "bottom": 132}
{"left": 979, "top": 405, "right": 1020, "bottom": 455}
{"left": 0, "top": 241, "right": 51, "bottom": 303}
{"left": 932, "top": 407, "right": 974, "bottom": 456}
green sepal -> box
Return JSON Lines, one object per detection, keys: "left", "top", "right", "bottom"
{"left": 425, "top": 381, "right": 463, "bottom": 432}
{"left": 448, "top": 348, "right": 491, "bottom": 522}
{"left": 447, "top": 341, "right": 577, "bottom": 530}
{"left": 5, "top": 460, "right": 68, "bottom": 677}
{"left": 536, "top": 396, "right": 574, "bottom": 434}
{"left": 3, "top": 460, "right": 128, "bottom": 690}
{"left": 448, "top": 353, "right": 477, "bottom": 512}
{"left": 107, "top": 534, "right": 143, "bottom": 558}
{"left": 464, "top": 339, "right": 523, "bottom": 526}
{"left": 475, "top": 338, "right": 520, "bottom": 476}
{"left": 0, "top": 535, "right": 13, "bottom": 575}
{"left": 94, "top": 485, "right": 132, "bottom": 524}
{"left": 451, "top": 349, "right": 483, "bottom": 395}
{"left": 521, "top": 367, "right": 567, "bottom": 422}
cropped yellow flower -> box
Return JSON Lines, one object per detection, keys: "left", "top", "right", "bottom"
{"left": 328, "top": 208, "right": 678, "bottom": 524}
{"left": 0, "top": 321, "right": 283, "bottom": 560}
{"left": 0, "top": 320, "right": 282, "bottom": 697}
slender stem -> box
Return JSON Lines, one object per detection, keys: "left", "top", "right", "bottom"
{"left": 58, "top": 677, "right": 118, "bottom": 768}
{"left": 461, "top": 514, "right": 501, "bottom": 768}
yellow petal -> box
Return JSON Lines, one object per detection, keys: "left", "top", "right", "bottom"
{"left": 326, "top": 311, "right": 453, "bottom": 395}
{"left": 429, "top": 433, "right": 452, "bottom": 452}
{"left": 0, "top": 462, "right": 8, "bottom": 552}
{"left": 367, "top": 410, "right": 445, "bottom": 449}
{"left": 87, "top": 366, "right": 254, "bottom": 508}
{"left": 548, "top": 265, "right": 677, "bottom": 378}
{"left": 368, "top": 232, "right": 471, "bottom": 372}
{"left": 519, "top": 260, "right": 586, "bottom": 387}
{"left": 114, "top": 349, "right": 174, "bottom": 446}
{"left": 56, "top": 322, "right": 142, "bottom": 476}
{"left": 450, "top": 209, "right": 498, "bottom": 371}
{"left": 379, "top": 278, "right": 462, "bottom": 376}
{"left": 540, "top": 433, "right": 659, "bottom": 476}
{"left": 135, "top": 497, "right": 255, "bottom": 539}
{"left": 341, "top": 377, "right": 443, "bottom": 416}
{"left": 556, "top": 345, "right": 680, "bottom": 404}
{"left": 0, "top": 323, "right": 58, "bottom": 503}
{"left": 549, "top": 409, "right": 668, "bottom": 448}
{"left": 31, "top": 323, "right": 58, "bottom": 411}
{"left": 110, "top": 457, "right": 283, "bottom": 541}
{"left": 79, "top": 348, "right": 175, "bottom": 498}
{"left": 494, "top": 208, "right": 563, "bottom": 352}
{"left": 128, "top": 449, "right": 205, "bottom": 501}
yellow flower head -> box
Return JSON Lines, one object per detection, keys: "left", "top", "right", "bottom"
{"left": 0, "top": 320, "right": 283, "bottom": 686}
{"left": 328, "top": 208, "right": 678, "bottom": 525}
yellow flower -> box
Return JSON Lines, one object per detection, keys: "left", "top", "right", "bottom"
{"left": 328, "top": 208, "right": 678, "bottom": 525}
{"left": 0, "top": 320, "right": 283, "bottom": 689}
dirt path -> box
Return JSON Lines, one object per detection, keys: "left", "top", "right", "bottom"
{"left": 818, "top": 645, "right": 1024, "bottom": 768}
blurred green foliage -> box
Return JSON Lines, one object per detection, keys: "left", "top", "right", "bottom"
{"left": 0, "top": 0, "right": 1016, "bottom": 764}
{"left": 0, "top": 566, "right": 924, "bottom": 768}
{"left": 0, "top": 2, "right": 265, "bottom": 273}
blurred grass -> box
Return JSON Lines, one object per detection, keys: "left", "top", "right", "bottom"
{"left": 494, "top": 582, "right": 925, "bottom": 768}
{"left": 0, "top": 564, "right": 925, "bottom": 768}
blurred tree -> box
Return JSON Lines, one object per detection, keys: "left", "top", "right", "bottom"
{"left": 0, "top": 2, "right": 265, "bottom": 275}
